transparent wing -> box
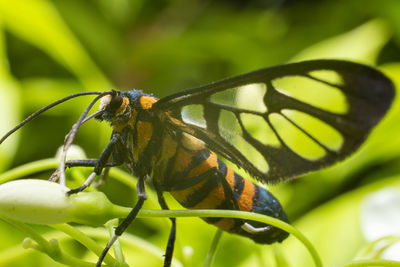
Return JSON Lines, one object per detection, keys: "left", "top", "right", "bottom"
{"left": 153, "top": 60, "right": 394, "bottom": 183}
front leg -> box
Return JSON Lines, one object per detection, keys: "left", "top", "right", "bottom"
{"left": 154, "top": 184, "right": 176, "bottom": 267}
{"left": 50, "top": 159, "right": 122, "bottom": 182}
{"left": 67, "top": 132, "right": 124, "bottom": 195}
{"left": 96, "top": 175, "right": 147, "bottom": 267}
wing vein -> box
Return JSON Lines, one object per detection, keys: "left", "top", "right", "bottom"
{"left": 207, "top": 101, "right": 264, "bottom": 116}
{"left": 279, "top": 112, "right": 335, "bottom": 154}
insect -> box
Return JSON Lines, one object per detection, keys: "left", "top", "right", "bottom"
{"left": 0, "top": 60, "right": 394, "bottom": 267}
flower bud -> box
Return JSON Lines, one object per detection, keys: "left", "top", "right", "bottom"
{"left": 0, "top": 179, "right": 123, "bottom": 226}
{"left": 55, "top": 144, "right": 87, "bottom": 161}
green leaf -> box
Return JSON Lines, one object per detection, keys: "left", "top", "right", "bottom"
{"left": 291, "top": 19, "right": 391, "bottom": 64}
{"left": 0, "top": 0, "right": 111, "bottom": 89}
{"left": 0, "top": 21, "right": 21, "bottom": 171}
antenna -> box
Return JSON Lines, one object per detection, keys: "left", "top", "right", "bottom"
{"left": 58, "top": 91, "right": 113, "bottom": 185}
{"left": 0, "top": 91, "right": 104, "bottom": 145}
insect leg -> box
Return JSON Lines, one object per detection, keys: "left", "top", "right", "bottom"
{"left": 93, "top": 166, "right": 110, "bottom": 188}
{"left": 241, "top": 223, "right": 272, "bottom": 234}
{"left": 49, "top": 160, "right": 121, "bottom": 182}
{"left": 68, "top": 133, "right": 122, "bottom": 195}
{"left": 215, "top": 170, "right": 240, "bottom": 211}
{"left": 154, "top": 187, "right": 176, "bottom": 267}
{"left": 96, "top": 175, "right": 147, "bottom": 267}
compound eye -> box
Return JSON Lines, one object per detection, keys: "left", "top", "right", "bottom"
{"left": 108, "top": 95, "right": 123, "bottom": 113}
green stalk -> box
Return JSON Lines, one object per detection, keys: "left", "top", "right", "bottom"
{"left": 105, "top": 219, "right": 125, "bottom": 264}
{"left": 341, "top": 260, "right": 400, "bottom": 267}
{"left": 137, "top": 209, "right": 323, "bottom": 267}
{"left": 0, "top": 158, "right": 58, "bottom": 184}
{"left": 1, "top": 217, "right": 94, "bottom": 267}
{"left": 50, "top": 223, "right": 117, "bottom": 266}
{"left": 203, "top": 229, "right": 223, "bottom": 267}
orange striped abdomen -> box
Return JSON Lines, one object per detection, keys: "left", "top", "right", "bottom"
{"left": 167, "top": 147, "right": 289, "bottom": 244}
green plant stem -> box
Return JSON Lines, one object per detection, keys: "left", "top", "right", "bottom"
{"left": 105, "top": 219, "right": 125, "bottom": 264}
{"left": 0, "top": 158, "right": 58, "bottom": 184}
{"left": 0, "top": 226, "right": 138, "bottom": 267}
{"left": 203, "top": 229, "right": 223, "bottom": 267}
{"left": 50, "top": 224, "right": 117, "bottom": 266}
{"left": 358, "top": 236, "right": 400, "bottom": 260}
{"left": 76, "top": 226, "right": 182, "bottom": 267}
{"left": 341, "top": 259, "right": 400, "bottom": 267}
{"left": 136, "top": 209, "right": 323, "bottom": 267}
{"left": 1, "top": 216, "right": 52, "bottom": 252}
{"left": 64, "top": 207, "right": 321, "bottom": 267}
{"left": 1, "top": 217, "right": 94, "bottom": 267}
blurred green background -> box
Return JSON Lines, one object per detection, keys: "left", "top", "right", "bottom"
{"left": 1, "top": 0, "right": 400, "bottom": 266}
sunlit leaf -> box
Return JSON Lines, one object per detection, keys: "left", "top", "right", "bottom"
{"left": 0, "top": 21, "right": 20, "bottom": 171}
{"left": 291, "top": 19, "right": 391, "bottom": 64}
{"left": 0, "top": 0, "right": 110, "bottom": 89}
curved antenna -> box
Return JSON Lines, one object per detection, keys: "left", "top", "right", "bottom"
{"left": 59, "top": 91, "right": 114, "bottom": 185}
{"left": 82, "top": 109, "right": 105, "bottom": 124}
{"left": 0, "top": 91, "right": 104, "bottom": 145}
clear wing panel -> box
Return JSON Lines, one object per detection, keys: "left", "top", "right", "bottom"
{"left": 211, "top": 83, "right": 267, "bottom": 113}
{"left": 182, "top": 105, "right": 206, "bottom": 128}
{"left": 240, "top": 113, "right": 280, "bottom": 147}
{"left": 308, "top": 70, "right": 344, "bottom": 86}
{"left": 272, "top": 75, "right": 348, "bottom": 114}
{"left": 269, "top": 113, "right": 326, "bottom": 160}
{"left": 281, "top": 109, "right": 343, "bottom": 151}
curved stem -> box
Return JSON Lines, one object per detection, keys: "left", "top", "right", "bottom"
{"left": 1, "top": 217, "right": 94, "bottom": 267}
{"left": 50, "top": 224, "right": 117, "bottom": 266}
{"left": 203, "top": 229, "right": 223, "bottom": 267}
{"left": 105, "top": 219, "right": 125, "bottom": 263}
{"left": 135, "top": 209, "right": 323, "bottom": 267}
{"left": 0, "top": 158, "right": 58, "bottom": 184}
{"left": 340, "top": 259, "right": 400, "bottom": 267}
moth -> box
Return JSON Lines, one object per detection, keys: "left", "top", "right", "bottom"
{"left": 0, "top": 60, "right": 394, "bottom": 267}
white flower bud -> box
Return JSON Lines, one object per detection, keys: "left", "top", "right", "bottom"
{"left": 0, "top": 179, "right": 122, "bottom": 226}
{"left": 0, "top": 179, "right": 71, "bottom": 224}
{"left": 55, "top": 144, "right": 87, "bottom": 161}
